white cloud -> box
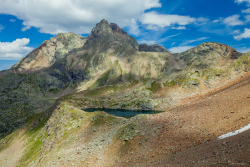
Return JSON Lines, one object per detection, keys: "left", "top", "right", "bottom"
{"left": 9, "top": 19, "right": 16, "bottom": 22}
{"left": 245, "top": 15, "right": 250, "bottom": 22}
{"left": 181, "top": 37, "right": 209, "bottom": 46}
{"left": 197, "top": 17, "right": 209, "bottom": 22}
{"left": 235, "top": 0, "right": 250, "bottom": 13}
{"left": 234, "top": 28, "right": 250, "bottom": 40}
{"left": 171, "top": 42, "right": 177, "bottom": 46}
{"left": 140, "top": 12, "right": 196, "bottom": 30}
{"left": 0, "top": 38, "right": 33, "bottom": 60}
{"left": 213, "top": 17, "right": 223, "bottom": 23}
{"left": 230, "top": 29, "right": 241, "bottom": 35}
{"left": 235, "top": 0, "right": 250, "bottom": 4}
{"left": 223, "top": 15, "right": 244, "bottom": 26}
{"left": 0, "top": 0, "right": 161, "bottom": 35}
{"left": 242, "top": 8, "right": 250, "bottom": 13}
{"left": 128, "top": 19, "right": 140, "bottom": 36}
{"left": 138, "top": 40, "right": 157, "bottom": 45}
{"left": 171, "top": 26, "right": 186, "bottom": 30}
{"left": 0, "top": 25, "right": 4, "bottom": 32}
{"left": 138, "top": 33, "right": 181, "bottom": 45}
{"left": 235, "top": 46, "right": 250, "bottom": 53}
{"left": 169, "top": 46, "right": 195, "bottom": 53}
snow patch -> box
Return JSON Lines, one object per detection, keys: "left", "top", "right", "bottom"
{"left": 218, "top": 123, "right": 250, "bottom": 139}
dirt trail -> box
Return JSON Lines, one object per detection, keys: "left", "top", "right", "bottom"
{"left": 0, "top": 138, "right": 25, "bottom": 167}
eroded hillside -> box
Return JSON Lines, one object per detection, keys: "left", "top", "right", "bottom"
{"left": 0, "top": 19, "right": 250, "bottom": 167}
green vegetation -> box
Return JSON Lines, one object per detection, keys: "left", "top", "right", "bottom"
{"left": 69, "top": 58, "right": 75, "bottom": 68}
{"left": 115, "top": 123, "right": 139, "bottom": 141}
{"left": 89, "top": 111, "right": 119, "bottom": 127}
{"left": 85, "top": 84, "right": 125, "bottom": 97}
{"left": 49, "top": 88, "right": 60, "bottom": 94}
{"left": 148, "top": 81, "right": 162, "bottom": 93}
{"left": 19, "top": 118, "right": 48, "bottom": 166}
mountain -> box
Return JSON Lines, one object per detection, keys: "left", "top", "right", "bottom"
{"left": 139, "top": 44, "right": 169, "bottom": 52}
{"left": 0, "top": 19, "right": 250, "bottom": 166}
{"left": 0, "top": 33, "right": 87, "bottom": 77}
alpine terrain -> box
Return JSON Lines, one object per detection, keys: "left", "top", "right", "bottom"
{"left": 1, "top": 19, "right": 250, "bottom": 166}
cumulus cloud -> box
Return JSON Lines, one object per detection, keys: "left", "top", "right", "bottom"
{"left": 0, "top": 0, "right": 161, "bottom": 35}
{"left": 169, "top": 46, "right": 195, "bottom": 53}
{"left": 9, "top": 19, "right": 16, "bottom": 22}
{"left": 140, "top": 12, "right": 196, "bottom": 30}
{"left": 181, "top": 37, "right": 209, "bottom": 46}
{"left": 234, "top": 28, "right": 250, "bottom": 40}
{"left": 0, "top": 38, "right": 33, "bottom": 60}
{"left": 223, "top": 15, "right": 244, "bottom": 26}
{"left": 171, "top": 26, "right": 186, "bottom": 30}
{"left": 128, "top": 19, "right": 140, "bottom": 36}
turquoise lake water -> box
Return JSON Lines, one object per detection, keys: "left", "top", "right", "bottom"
{"left": 83, "top": 108, "right": 164, "bottom": 118}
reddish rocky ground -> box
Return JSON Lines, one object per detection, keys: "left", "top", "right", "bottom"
{"left": 115, "top": 72, "right": 250, "bottom": 167}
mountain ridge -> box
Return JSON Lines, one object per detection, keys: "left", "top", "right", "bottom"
{"left": 1, "top": 19, "right": 250, "bottom": 166}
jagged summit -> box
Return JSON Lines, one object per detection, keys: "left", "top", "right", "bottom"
{"left": 109, "top": 23, "right": 127, "bottom": 35}
{"left": 88, "top": 19, "right": 113, "bottom": 38}
{"left": 139, "top": 44, "right": 169, "bottom": 52}
{"left": 89, "top": 19, "right": 128, "bottom": 37}
{"left": 85, "top": 19, "right": 139, "bottom": 50}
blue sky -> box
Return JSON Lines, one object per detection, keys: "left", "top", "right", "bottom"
{"left": 0, "top": 0, "right": 250, "bottom": 71}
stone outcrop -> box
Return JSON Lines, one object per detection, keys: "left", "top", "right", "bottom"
{"left": 178, "top": 42, "right": 243, "bottom": 69}
{"left": 139, "top": 44, "right": 169, "bottom": 52}
{"left": 84, "top": 19, "right": 139, "bottom": 50}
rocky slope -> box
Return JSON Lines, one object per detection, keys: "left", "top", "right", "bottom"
{"left": 0, "top": 19, "right": 250, "bottom": 167}
{"left": 139, "top": 44, "right": 169, "bottom": 52}
{"left": 0, "top": 32, "right": 87, "bottom": 77}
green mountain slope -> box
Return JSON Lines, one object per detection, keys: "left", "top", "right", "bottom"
{"left": 0, "top": 19, "right": 249, "bottom": 141}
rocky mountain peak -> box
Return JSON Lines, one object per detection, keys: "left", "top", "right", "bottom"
{"left": 109, "top": 23, "right": 127, "bottom": 35}
{"left": 85, "top": 19, "right": 139, "bottom": 50}
{"left": 0, "top": 32, "right": 87, "bottom": 76}
{"left": 139, "top": 44, "right": 169, "bottom": 52}
{"left": 192, "top": 42, "right": 242, "bottom": 59}
{"left": 178, "top": 42, "right": 243, "bottom": 69}
{"left": 89, "top": 19, "right": 113, "bottom": 38}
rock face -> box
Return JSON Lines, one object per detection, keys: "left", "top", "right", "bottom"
{"left": 139, "top": 44, "right": 169, "bottom": 52}
{"left": 178, "top": 42, "right": 243, "bottom": 69}
{"left": 84, "top": 19, "right": 139, "bottom": 51}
